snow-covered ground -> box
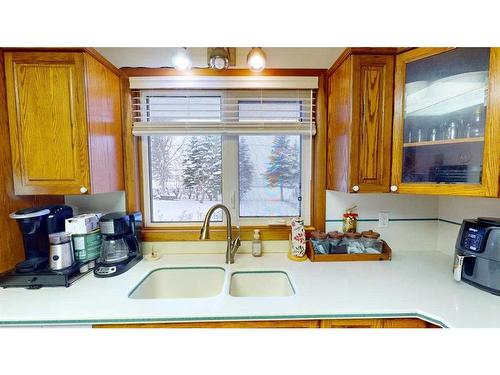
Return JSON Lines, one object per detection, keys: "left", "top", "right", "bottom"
{"left": 152, "top": 187, "right": 300, "bottom": 222}
{"left": 152, "top": 199, "right": 222, "bottom": 222}
{"left": 240, "top": 186, "right": 300, "bottom": 217}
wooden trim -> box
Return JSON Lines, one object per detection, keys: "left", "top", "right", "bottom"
{"left": 142, "top": 225, "right": 316, "bottom": 242}
{"left": 1, "top": 47, "right": 121, "bottom": 76}
{"left": 93, "top": 318, "right": 438, "bottom": 329}
{"left": 121, "top": 67, "right": 327, "bottom": 77}
{"left": 326, "top": 47, "right": 412, "bottom": 77}
{"left": 391, "top": 47, "right": 500, "bottom": 197}
{"left": 121, "top": 77, "right": 141, "bottom": 212}
{"left": 94, "top": 320, "right": 321, "bottom": 328}
{"left": 311, "top": 74, "right": 327, "bottom": 231}
{"left": 403, "top": 137, "right": 484, "bottom": 148}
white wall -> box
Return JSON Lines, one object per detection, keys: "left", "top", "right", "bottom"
{"left": 324, "top": 191, "right": 500, "bottom": 256}
{"left": 437, "top": 196, "right": 500, "bottom": 255}
{"left": 325, "top": 191, "right": 439, "bottom": 252}
{"left": 95, "top": 47, "right": 344, "bottom": 69}
{"left": 64, "top": 191, "right": 126, "bottom": 215}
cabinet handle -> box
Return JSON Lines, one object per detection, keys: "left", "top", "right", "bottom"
{"left": 352, "top": 185, "right": 360, "bottom": 192}
{"left": 390, "top": 185, "right": 398, "bottom": 192}
{"left": 80, "top": 186, "right": 88, "bottom": 194}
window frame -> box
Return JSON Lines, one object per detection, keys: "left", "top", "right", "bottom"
{"left": 122, "top": 70, "right": 327, "bottom": 242}
{"left": 139, "top": 90, "right": 312, "bottom": 228}
{"left": 141, "top": 133, "right": 311, "bottom": 227}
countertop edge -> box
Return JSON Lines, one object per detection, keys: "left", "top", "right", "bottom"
{"left": 0, "top": 312, "right": 448, "bottom": 328}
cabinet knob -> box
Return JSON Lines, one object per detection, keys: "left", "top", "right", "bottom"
{"left": 390, "top": 185, "right": 398, "bottom": 192}
{"left": 80, "top": 186, "right": 88, "bottom": 194}
{"left": 352, "top": 185, "right": 360, "bottom": 192}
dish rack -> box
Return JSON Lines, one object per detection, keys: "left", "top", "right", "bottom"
{"left": 306, "top": 239, "right": 392, "bottom": 262}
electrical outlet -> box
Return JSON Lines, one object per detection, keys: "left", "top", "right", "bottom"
{"left": 378, "top": 211, "right": 389, "bottom": 228}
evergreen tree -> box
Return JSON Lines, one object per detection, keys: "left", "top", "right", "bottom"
{"left": 182, "top": 136, "right": 222, "bottom": 202}
{"left": 288, "top": 138, "right": 301, "bottom": 188}
{"left": 182, "top": 137, "right": 201, "bottom": 199}
{"left": 239, "top": 137, "right": 254, "bottom": 199}
{"left": 264, "top": 135, "right": 295, "bottom": 201}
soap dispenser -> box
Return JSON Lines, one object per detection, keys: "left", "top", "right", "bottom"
{"left": 252, "top": 229, "right": 262, "bottom": 257}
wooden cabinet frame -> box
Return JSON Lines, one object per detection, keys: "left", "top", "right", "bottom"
{"left": 391, "top": 47, "right": 500, "bottom": 197}
{"left": 120, "top": 68, "right": 328, "bottom": 240}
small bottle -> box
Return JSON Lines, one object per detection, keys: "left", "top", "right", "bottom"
{"left": 252, "top": 229, "right": 262, "bottom": 257}
{"left": 342, "top": 206, "right": 358, "bottom": 233}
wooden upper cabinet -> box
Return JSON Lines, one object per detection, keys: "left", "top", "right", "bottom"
{"left": 4, "top": 51, "right": 124, "bottom": 195}
{"left": 326, "top": 54, "right": 394, "bottom": 193}
{"left": 391, "top": 48, "right": 500, "bottom": 197}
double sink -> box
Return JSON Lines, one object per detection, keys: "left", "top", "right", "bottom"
{"left": 129, "top": 267, "right": 295, "bottom": 299}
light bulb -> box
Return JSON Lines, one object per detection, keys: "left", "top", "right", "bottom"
{"left": 247, "top": 47, "right": 266, "bottom": 72}
{"left": 172, "top": 47, "right": 192, "bottom": 71}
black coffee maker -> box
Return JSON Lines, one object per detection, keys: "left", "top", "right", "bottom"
{"left": 0, "top": 205, "right": 89, "bottom": 288}
{"left": 94, "top": 212, "right": 142, "bottom": 278}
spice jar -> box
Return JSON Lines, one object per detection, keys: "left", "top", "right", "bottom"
{"left": 327, "top": 231, "right": 347, "bottom": 254}
{"left": 342, "top": 206, "right": 358, "bottom": 233}
{"left": 344, "top": 232, "right": 363, "bottom": 254}
{"left": 361, "top": 230, "right": 383, "bottom": 254}
{"left": 311, "top": 231, "right": 329, "bottom": 255}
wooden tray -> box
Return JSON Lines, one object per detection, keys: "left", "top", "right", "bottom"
{"left": 307, "top": 240, "right": 392, "bottom": 262}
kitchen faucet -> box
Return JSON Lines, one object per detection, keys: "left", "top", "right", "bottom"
{"left": 199, "top": 204, "right": 241, "bottom": 264}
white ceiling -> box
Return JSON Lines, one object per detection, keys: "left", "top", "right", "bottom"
{"left": 95, "top": 47, "right": 344, "bottom": 69}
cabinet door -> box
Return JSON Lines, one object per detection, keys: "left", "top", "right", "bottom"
{"left": 4, "top": 52, "right": 90, "bottom": 195}
{"left": 350, "top": 55, "right": 394, "bottom": 192}
{"left": 392, "top": 48, "right": 500, "bottom": 197}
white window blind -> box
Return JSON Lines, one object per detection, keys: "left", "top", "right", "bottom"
{"left": 132, "top": 89, "right": 316, "bottom": 135}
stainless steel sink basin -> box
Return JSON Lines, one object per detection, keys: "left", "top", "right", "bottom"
{"left": 129, "top": 267, "right": 225, "bottom": 299}
{"left": 229, "top": 271, "right": 295, "bottom": 297}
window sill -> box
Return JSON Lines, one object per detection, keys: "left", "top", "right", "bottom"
{"left": 141, "top": 225, "right": 316, "bottom": 242}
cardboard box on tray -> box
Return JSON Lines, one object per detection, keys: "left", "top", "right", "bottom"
{"left": 65, "top": 213, "right": 101, "bottom": 235}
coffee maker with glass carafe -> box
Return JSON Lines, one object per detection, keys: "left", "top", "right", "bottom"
{"left": 94, "top": 212, "right": 142, "bottom": 278}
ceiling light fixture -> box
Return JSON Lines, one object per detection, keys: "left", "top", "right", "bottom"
{"left": 247, "top": 47, "right": 266, "bottom": 72}
{"left": 208, "top": 47, "right": 230, "bottom": 70}
{"left": 172, "top": 47, "right": 192, "bottom": 71}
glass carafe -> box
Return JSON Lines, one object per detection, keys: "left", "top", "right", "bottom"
{"left": 100, "top": 236, "right": 130, "bottom": 263}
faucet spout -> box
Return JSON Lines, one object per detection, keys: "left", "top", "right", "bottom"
{"left": 199, "top": 204, "right": 240, "bottom": 264}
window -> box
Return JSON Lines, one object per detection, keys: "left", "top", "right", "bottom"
{"left": 239, "top": 135, "right": 302, "bottom": 217}
{"left": 135, "top": 89, "right": 314, "bottom": 227}
{"left": 148, "top": 135, "right": 222, "bottom": 222}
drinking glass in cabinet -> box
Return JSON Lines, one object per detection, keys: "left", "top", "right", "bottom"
{"left": 401, "top": 48, "right": 490, "bottom": 184}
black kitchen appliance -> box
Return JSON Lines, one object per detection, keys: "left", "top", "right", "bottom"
{"left": 94, "top": 212, "right": 142, "bottom": 278}
{"left": 454, "top": 217, "right": 500, "bottom": 295}
{"left": 0, "top": 205, "right": 90, "bottom": 289}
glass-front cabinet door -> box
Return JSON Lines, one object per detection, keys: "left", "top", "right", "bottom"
{"left": 392, "top": 48, "right": 500, "bottom": 197}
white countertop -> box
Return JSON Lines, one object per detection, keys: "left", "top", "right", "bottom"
{"left": 1, "top": 251, "right": 499, "bottom": 328}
